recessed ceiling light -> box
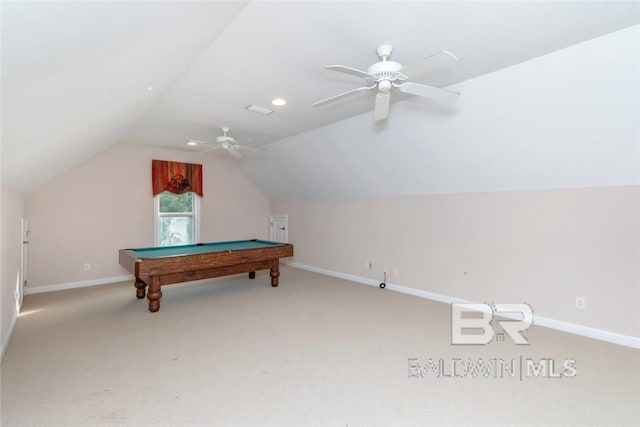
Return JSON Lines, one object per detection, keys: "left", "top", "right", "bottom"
{"left": 247, "top": 105, "right": 273, "bottom": 115}
{"left": 186, "top": 140, "right": 198, "bottom": 146}
{"left": 271, "top": 98, "right": 286, "bottom": 106}
{"left": 147, "top": 86, "right": 153, "bottom": 91}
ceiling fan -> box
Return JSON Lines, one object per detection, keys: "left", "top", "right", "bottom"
{"left": 187, "top": 127, "right": 264, "bottom": 159}
{"left": 313, "top": 44, "right": 460, "bottom": 121}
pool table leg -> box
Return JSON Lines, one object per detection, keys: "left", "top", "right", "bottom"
{"left": 134, "top": 278, "right": 146, "bottom": 299}
{"left": 270, "top": 259, "right": 280, "bottom": 287}
{"left": 147, "top": 275, "right": 162, "bottom": 313}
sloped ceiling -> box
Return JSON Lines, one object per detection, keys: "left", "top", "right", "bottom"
{"left": 239, "top": 26, "right": 640, "bottom": 199}
{"left": 1, "top": 1, "right": 249, "bottom": 193}
{"left": 2, "top": 1, "right": 639, "bottom": 195}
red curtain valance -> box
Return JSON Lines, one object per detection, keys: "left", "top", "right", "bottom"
{"left": 152, "top": 159, "right": 203, "bottom": 196}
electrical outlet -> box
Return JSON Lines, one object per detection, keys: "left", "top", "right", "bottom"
{"left": 575, "top": 297, "right": 586, "bottom": 309}
{"left": 84, "top": 263, "right": 91, "bottom": 271}
{"left": 393, "top": 267, "right": 399, "bottom": 276}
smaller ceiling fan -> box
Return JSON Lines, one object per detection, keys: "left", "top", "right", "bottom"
{"left": 313, "top": 44, "right": 460, "bottom": 121}
{"left": 187, "top": 127, "right": 264, "bottom": 159}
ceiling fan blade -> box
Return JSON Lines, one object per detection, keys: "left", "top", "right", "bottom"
{"left": 313, "top": 85, "right": 376, "bottom": 107}
{"left": 201, "top": 146, "right": 222, "bottom": 153}
{"left": 227, "top": 147, "right": 243, "bottom": 159}
{"left": 400, "top": 50, "right": 458, "bottom": 78}
{"left": 235, "top": 145, "right": 266, "bottom": 152}
{"left": 325, "top": 65, "right": 374, "bottom": 79}
{"left": 188, "top": 139, "right": 222, "bottom": 152}
{"left": 374, "top": 92, "right": 390, "bottom": 121}
{"left": 397, "top": 82, "right": 460, "bottom": 103}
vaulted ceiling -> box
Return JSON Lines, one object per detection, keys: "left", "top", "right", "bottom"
{"left": 2, "top": 1, "right": 639, "bottom": 194}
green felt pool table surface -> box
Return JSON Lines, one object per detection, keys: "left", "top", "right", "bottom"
{"left": 129, "top": 239, "right": 285, "bottom": 258}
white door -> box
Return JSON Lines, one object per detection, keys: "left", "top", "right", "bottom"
{"left": 269, "top": 215, "right": 288, "bottom": 243}
{"left": 19, "top": 217, "right": 29, "bottom": 310}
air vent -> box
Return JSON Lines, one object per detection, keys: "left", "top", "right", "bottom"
{"left": 246, "top": 105, "right": 273, "bottom": 115}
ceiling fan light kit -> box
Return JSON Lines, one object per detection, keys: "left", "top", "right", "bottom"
{"left": 313, "top": 44, "right": 460, "bottom": 121}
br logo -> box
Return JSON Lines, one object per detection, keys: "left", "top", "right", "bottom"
{"left": 451, "top": 303, "right": 533, "bottom": 345}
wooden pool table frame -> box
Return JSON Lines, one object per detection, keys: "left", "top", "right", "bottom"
{"left": 119, "top": 241, "right": 294, "bottom": 312}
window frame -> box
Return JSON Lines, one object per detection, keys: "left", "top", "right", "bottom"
{"left": 154, "top": 192, "right": 200, "bottom": 246}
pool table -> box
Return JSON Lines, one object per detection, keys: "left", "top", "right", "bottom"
{"left": 119, "top": 239, "right": 294, "bottom": 312}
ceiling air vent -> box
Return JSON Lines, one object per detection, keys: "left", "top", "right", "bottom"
{"left": 246, "top": 105, "right": 273, "bottom": 115}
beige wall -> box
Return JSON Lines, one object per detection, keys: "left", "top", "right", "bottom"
{"left": 1, "top": 186, "right": 24, "bottom": 357}
{"left": 25, "top": 143, "right": 270, "bottom": 288}
{"left": 273, "top": 185, "right": 640, "bottom": 338}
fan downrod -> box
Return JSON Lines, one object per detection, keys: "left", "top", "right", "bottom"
{"left": 376, "top": 44, "right": 393, "bottom": 61}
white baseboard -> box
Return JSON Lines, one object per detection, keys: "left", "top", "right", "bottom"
{"left": 18, "top": 265, "right": 640, "bottom": 349}
{"left": 532, "top": 315, "right": 640, "bottom": 349}
{"left": 288, "top": 262, "right": 640, "bottom": 350}
{"left": 1, "top": 310, "right": 18, "bottom": 363}
{"left": 24, "top": 275, "right": 134, "bottom": 295}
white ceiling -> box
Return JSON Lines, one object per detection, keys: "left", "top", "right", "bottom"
{"left": 2, "top": 1, "right": 639, "bottom": 194}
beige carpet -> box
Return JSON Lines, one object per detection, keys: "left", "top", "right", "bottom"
{"left": 2, "top": 266, "right": 639, "bottom": 426}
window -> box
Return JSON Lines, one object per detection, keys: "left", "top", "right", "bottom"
{"left": 155, "top": 191, "right": 200, "bottom": 246}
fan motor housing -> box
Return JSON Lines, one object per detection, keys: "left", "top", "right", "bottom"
{"left": 368, "top": 60, "right": 404, "bottom": 82}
